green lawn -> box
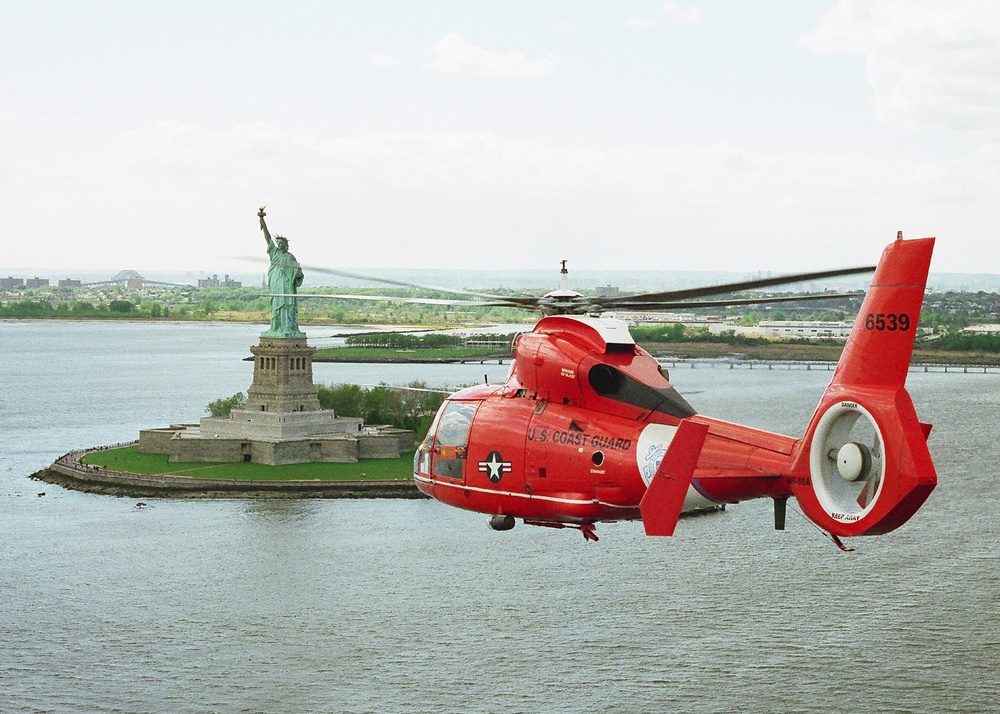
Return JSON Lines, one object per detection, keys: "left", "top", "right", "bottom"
{"left": 81, "top": 446, "right": 415, "bottom": 481}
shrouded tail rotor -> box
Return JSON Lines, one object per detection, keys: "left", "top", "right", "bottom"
{"left": 810, "top": 402, "right": 885, "bottom": 519}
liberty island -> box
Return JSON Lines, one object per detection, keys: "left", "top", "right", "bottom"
{"left": 37, "top": 209, "right": 416, "bottom": 496}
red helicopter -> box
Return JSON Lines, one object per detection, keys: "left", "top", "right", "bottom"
{"left": 409, "top": 235, "right": 935, "bottom": 544}
{"left": 276, "top": 229, "right": 937, "bottom": 544}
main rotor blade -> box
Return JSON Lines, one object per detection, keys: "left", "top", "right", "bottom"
{"left": 303, "top": 265, "right": 512, "bottom": 300}
{"left": 266, "top": 292, "right": 518, "bottom": 308}
{"left": 599, "top": 292, "right": 867, "bottom": 312}
{"left": 595, "top": 265, "right": 876, "bottom": 308}
{"left": 238, "top": 255, "right": 513, "bottom": 302}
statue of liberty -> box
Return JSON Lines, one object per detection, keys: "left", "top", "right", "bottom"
{"left": 258, "top": 207, "right": 306, "bottom": 338}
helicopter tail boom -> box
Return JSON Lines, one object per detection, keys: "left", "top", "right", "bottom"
{"left": 791, "top": 236, "right": 937, "bottom": 537}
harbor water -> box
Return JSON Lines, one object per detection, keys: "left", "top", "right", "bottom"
{"left": 1, "top": 320, "right": 997, "bottom": 713}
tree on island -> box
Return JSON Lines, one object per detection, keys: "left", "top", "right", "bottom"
{"left": 207, "top": 392, "right": 246, "bottom": 417}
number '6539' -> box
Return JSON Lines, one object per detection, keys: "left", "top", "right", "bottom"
{"left": 865, "top": 313, "right": 910, "bottom": 331}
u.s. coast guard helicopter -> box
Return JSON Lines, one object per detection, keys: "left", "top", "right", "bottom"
{"left": 272, "top": 231, "right": 938, "bottom": 545}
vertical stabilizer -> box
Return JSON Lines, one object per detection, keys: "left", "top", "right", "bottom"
{"left": 790, "top": 236, "right": 938, "bottom": 537}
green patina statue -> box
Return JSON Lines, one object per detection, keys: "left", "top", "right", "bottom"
{"left": 258, "top": 206, "right": 306, "bottom": 338}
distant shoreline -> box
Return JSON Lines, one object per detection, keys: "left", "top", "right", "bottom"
{"left": 4, "top": 317, "right": 998, "bottom": 366}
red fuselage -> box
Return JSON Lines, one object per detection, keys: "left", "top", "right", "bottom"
{"left": 413, "top": 316, "right": 797, "bottom": 526}
{"left": 413, "top": 238, "right": 939, "bottom": 539}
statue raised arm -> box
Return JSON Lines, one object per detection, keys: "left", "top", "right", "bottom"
{"left": 258, "top": 206, "right": 273, "bottom": 246}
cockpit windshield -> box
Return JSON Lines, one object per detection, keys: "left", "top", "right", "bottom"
{"left": 421, "top": 400, "right": 478, "bottom": 480}
{"left": 435, "top": 401, "right": 476, "bottom": 448}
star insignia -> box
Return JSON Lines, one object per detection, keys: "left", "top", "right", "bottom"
{"left": 478, "top": 450, "right": 512, "bottom": 483}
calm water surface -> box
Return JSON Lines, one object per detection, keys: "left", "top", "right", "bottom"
{"left": 1, "top": 321, "right": 997, "bottom": 713}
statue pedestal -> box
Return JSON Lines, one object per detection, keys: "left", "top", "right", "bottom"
{"left": 245, "top": 337, "right": 322, "bottom": 413}
{"left": 139, "top": 336, "right": 413, "bottom": 466}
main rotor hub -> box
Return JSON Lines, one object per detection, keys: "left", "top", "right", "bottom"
{"left": 538, "top": 289, "right": 590, "bottom": 315}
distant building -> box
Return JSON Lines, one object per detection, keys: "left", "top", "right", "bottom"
{"left": 58, "top": 278, "right": 82, "bottom": 287}
{"left": 707, "top": 323, "right": 763, "bottom": 337}
{"left": 759, "top": 320, "right": 853, "bottom": 339}
{"left": 126, "top": 277, "right": 144, "bottom": 290}
{"left": 595, "top": 284, "right": 620, "bottom": 297}
{"left": 198, "top": 273, "right": 242, "bottom": 288}
{"left": 963, "top": 324, "right": 1000, "bottom": 335}
{"left": 1, "top": 276, "right": 25, "bottom": 289}
{"left": 25, "top": 277, "right": 49, "bottom": 288}
{"left": 607, "top": 311, "right": 708, "bottom": 324}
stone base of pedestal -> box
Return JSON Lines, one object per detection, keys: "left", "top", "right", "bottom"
{"left": 135, "top": 335, "right": 414, "bottom": 466}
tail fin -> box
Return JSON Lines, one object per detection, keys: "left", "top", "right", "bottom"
{"left": 639, "top": 420, "right": 709, "bottom": 536}
{"left": 790, "top": 236, "right": 938, "bottom": 537}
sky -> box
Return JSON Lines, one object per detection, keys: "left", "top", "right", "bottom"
{"left": 1, "top": 0, "right": 998, "bottom": 278}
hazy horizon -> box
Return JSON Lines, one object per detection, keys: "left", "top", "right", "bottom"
{"left": 2, "top": 265, "right": 997, "bottom": 294}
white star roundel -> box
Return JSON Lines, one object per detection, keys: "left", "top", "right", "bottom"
{"left": 478, "top": 450, "right": 512, "bottom": 483}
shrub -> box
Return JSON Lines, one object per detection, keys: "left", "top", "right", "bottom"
{"left": 207, "top": 392, "right": 246, "bottom": 417}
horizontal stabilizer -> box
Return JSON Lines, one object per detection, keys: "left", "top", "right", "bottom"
{"left": 639, "top": 420, "right": 709, "bottom": 536}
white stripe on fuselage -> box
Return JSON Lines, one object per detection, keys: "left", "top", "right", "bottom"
{"left": 413, "top": 472, "right": 633, "bottom": 509}
{"left": 413, "top": 472, "right": 715, "bottom": 511}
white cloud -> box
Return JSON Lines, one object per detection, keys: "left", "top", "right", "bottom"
{"left": 370, "top": 53, "right": 398, "bottom": 67}
{"left": 662, "top": 2, "right": 701, "bottom": 25}
{"left": 425, "top": 32, "right": 558, "bottom": 78}
{"left": 800, "top": 0, "right": 1000, "bottom": 134}
{"left": 4, "top": 121, "right": 997, "bottom": 273}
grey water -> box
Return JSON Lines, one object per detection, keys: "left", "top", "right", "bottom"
{"left": 1, "top": 320, "right": 997, "bottom": 713}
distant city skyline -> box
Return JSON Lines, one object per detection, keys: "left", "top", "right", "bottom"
{"left": 2, "top": 2, "right": 998, "bottom": 274}
{"left": 2, "top": 265, "right": 997, "bottom": 294}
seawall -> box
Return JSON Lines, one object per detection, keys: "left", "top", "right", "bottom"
{"left": 35, "top": 449, "right": 426, "bottom": 500}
